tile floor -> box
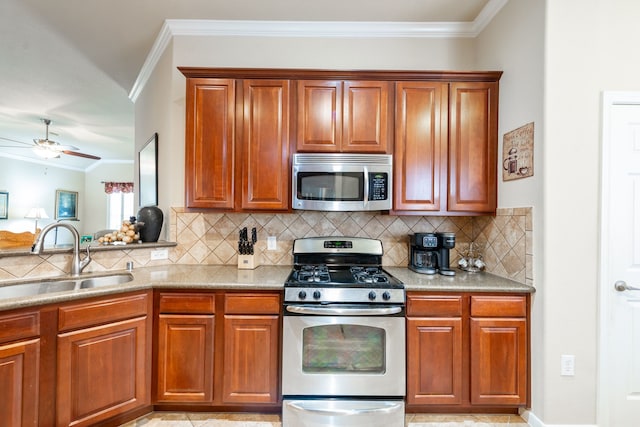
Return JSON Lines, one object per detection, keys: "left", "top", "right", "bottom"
{"left": 120, "top": 412, "right": 530, "bottom": 426}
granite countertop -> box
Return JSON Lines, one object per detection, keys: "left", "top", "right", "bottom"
{"left": 0, "top": 240, "right": 177, "bottom": 258}
{"left": 0, "top": 264, "right": 534, "bottom": 312}
{"left": 386, "top": 267, "right": 534, "bottom": 293}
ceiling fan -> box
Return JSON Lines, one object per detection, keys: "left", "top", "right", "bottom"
{"left": 0, "top": 118, "right": 101, "bottom": 160}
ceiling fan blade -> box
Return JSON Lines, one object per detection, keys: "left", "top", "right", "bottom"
{"left": 62, "top": 150, "right": 101, "bottom": 160}
{"left": 0, "top": 136, "right": 31, "bottom": 146}
{"left": 56, "top": 144, "right": 80, "bottom": 151}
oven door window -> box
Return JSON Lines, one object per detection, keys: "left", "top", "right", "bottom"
{"left": 297, "top": 172, "right": 363, "bottom": 201}
{"left": 302, "top": 324, "right": 385, "bottom": 374}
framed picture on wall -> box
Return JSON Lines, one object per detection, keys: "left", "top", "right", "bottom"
{"left": 0, "top": 191, "right": 7, "bottom": 219}
{"left": 139, "top": 132, "right": 158, "bottom": 207}
{"left": 55, "top": 190, "right": 78, "bottom": 220}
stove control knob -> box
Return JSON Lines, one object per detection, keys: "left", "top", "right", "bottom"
{"left": 298, "top": 290, "right": 307, "bottom": 300}
{"left": 313, "top": 290, "right": 322, "bottom": 300}
{"left": 368, "top": 291, "right": 377, "bottom": 300}
{"left": 382, "top": 291, "right": 392, "bottom": 301}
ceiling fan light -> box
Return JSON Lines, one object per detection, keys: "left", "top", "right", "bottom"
{"left": 32, "top": 145, "right": 60, "bottom": 159}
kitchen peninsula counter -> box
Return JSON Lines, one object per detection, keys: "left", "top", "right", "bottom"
{"left": 0, "top": 264, "right": 533, "bottom": 312}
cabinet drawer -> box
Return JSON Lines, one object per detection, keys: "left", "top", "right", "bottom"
{"left": 158, "top": 293, "right": 216, "bottom": 314}
{"left": 58, "top": 292, "right": 149, "bottom": 332}
{"left": 224, "top": 293, "right": 281, "bottom": 314}
{"left": 0, "top": 310, "right": 39, "bottom": 343}
{"left": 407, "top": 295, "right": 463, "bottom": 317}
{"left": 470, "top": 295, "right": 527, "bottom": 317}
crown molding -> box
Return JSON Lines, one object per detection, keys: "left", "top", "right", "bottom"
{"left": 129, "top": 0, "right": 508, "bottom": 101}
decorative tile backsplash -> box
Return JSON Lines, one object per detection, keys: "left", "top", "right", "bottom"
{"left": 0, "top": 207, "right": 532, "bottom": 286}
{"left": 169, "top": 207, "right": 533, "bottom": 284}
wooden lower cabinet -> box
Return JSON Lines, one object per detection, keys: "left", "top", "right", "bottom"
{"left": 56, "top": 292, "right": 151, "bottom": 427}
{"left": 407, "top": 317, "right": 463, "bottom": 405}
{"left": 0, "top": 338, "right": 39, "bottom": 427}
{"left": 0, "top": 309, "right": 41, "bottom": 427}
{"left": 469, "top": 295, "right": 528, "bottom": 406}
{"left": 222, "top": 314, "right": 279, "bottom": 404}
{"left": 157, "top": 315, "right": 215, "bottom": 402}
{"left": 407, "top": 292, "right": 529, "bottom": 411}
{"left": 154, "top": 291, "right": 281, "bottom": 408}
{"left": 156, "top": 293, "right": 216, "bottom": 403}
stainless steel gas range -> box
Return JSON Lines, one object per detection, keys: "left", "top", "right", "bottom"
{"left": 282, "top": 237, "right": 405, "bottom": 427}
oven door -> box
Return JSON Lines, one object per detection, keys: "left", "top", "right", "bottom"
{"left": 282, "top": 310, "right": 405, "bottom": 397}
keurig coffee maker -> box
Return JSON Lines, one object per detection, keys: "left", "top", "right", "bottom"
{"left": 409, "top": 232, "right": 456, "bottom": 276}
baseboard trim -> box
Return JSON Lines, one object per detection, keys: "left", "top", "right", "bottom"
{"left": 520, "top": 409, "right": 597, "bottom": 427}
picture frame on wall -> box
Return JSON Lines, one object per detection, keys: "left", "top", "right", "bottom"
{"left": 0, "top": 191, "right": 7, "bottom": 219}
{"left": 139, "top": 132, "right": 158, "bottom": 207}
{"left": 55, "top": 190, "right": 78, "bottom": 220}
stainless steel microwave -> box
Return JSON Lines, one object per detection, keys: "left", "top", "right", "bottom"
{"left": 292, "top": 153, "right": 392, "bottom": 211}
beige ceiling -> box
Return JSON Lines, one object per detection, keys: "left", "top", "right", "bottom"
{"left": 0, "top": 0, "right": 498, "bottom": 170}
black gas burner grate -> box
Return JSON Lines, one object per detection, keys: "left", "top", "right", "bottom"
{"left": 293, "top": 265, "right": 331, "bottom": 283}
{"left": 350, "top": 266, "right": 389, "bottom": 284}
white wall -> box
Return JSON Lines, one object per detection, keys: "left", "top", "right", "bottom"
{"left": 474, "top": 0, "right": 547, "bottom": 423}
{"left": 134, "top": 42, "right": 175, "bottom": 241}
{"left": 542, "top": 0, "right": 640, "bottom": 424}
{"left": 0, "top": 157, "right": 85, "bottom": 246}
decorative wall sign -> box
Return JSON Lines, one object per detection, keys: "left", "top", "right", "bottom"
{"left": 502, "top": 122, "right": 534, "bottom": 181}
{"left": 55, "top": 189, "right": 78, "bottom": 220}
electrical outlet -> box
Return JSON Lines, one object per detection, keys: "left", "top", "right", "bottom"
{"left": 561, "top": 355, "right": 575, "bottom": 376}
{"left": 150, "top": 248, "right": 169, "bottom": 260}
{"left": 267, "top": 236, "right": 277, "bottom": 250}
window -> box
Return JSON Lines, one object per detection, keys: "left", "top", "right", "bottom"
{"left": 107, "top": 192, "right": 134, "bottom": 229}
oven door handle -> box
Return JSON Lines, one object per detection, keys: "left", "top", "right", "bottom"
{"left": 285, "top": 305, "right": 403, "bottom": 316}
{"left": 286, "top": 400, "right": 404, "bottom": 416}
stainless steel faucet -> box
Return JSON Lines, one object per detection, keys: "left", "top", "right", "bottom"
{"left": 31, "top": 222, "right": 91, "bottom": 276}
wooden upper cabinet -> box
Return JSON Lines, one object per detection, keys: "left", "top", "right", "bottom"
{"left": 296, "top": 80, "right": 391, "bottom": 153}
{"left": 296, "top": 80, "right": 342, "bottom": 151}
{"left": 448, "top": 82, "right": 499, "bottom": 213}
{"left": 240, "top": 80, "right": 290, "bottom": 211}
{"left": 185, "top": 78, "right": 236, "bottom": 209}
{"left": 184, "top": 77, "right": 290, "bottom": 211}
{"left": 394, "top": 82, "right": 448, "bottom": 211}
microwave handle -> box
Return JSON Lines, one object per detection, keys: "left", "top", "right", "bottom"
{"left": 363, "top": 166, "right": 369, "bottom": 205}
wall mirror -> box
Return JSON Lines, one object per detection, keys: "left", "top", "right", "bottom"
{"left": 138, "top": 133, "right": 158, "bottom": 207}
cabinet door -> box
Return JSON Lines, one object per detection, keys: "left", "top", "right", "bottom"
{"left": 222, "top": 315, "right": 279, "bottom": 404}
{"left": 0, "top": 339, "right": 39, "bottom": 427}
{"left": 57, "top": 316, "right": 149, "bottom": 427}
{"left": 296, "top": 80, "right": 342, "bottom": 152}
{"left": 240, "top": 79, "right": 290, "bottom": 210}
{"left": 470, "top": 317, "right": 527, "bottom": 406}
{"left": 448, "top": 82, "right": 498, "bottom": 213}
{"left": 407, "top": 318, "right": 463, "bottom": 405}
{"left": 185, "top": 78, "right": 236, "bottom": 209}
{"left": 343, "top": 81, "right": 391, "bottom": 153}
{"left": 394, "top": 82, "right": 448, "bottom": 211}
{"left": 156, "top": 315, "right": 215, "bottom": 403}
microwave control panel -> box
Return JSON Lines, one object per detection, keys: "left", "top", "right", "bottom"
{"left": 369, "top": 172, "right": 388, "bottom": 201}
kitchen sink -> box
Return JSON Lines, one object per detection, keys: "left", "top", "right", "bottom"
{"left": 78, "top": 274, "right": 133, "bottom": 289}
{"left": 0, "top": 273, "right": 134, "bottom": 299}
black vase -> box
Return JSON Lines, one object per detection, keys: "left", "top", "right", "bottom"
{"left": 137, "top": 206, "right": 163, "bottom": 242}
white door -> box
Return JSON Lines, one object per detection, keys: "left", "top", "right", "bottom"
{"left": 600, "top": 92, "right": 640, "bottom": 426}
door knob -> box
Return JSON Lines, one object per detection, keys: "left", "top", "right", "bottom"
{"left": 614, "top": 280, "right": 640, "bottom": 292}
